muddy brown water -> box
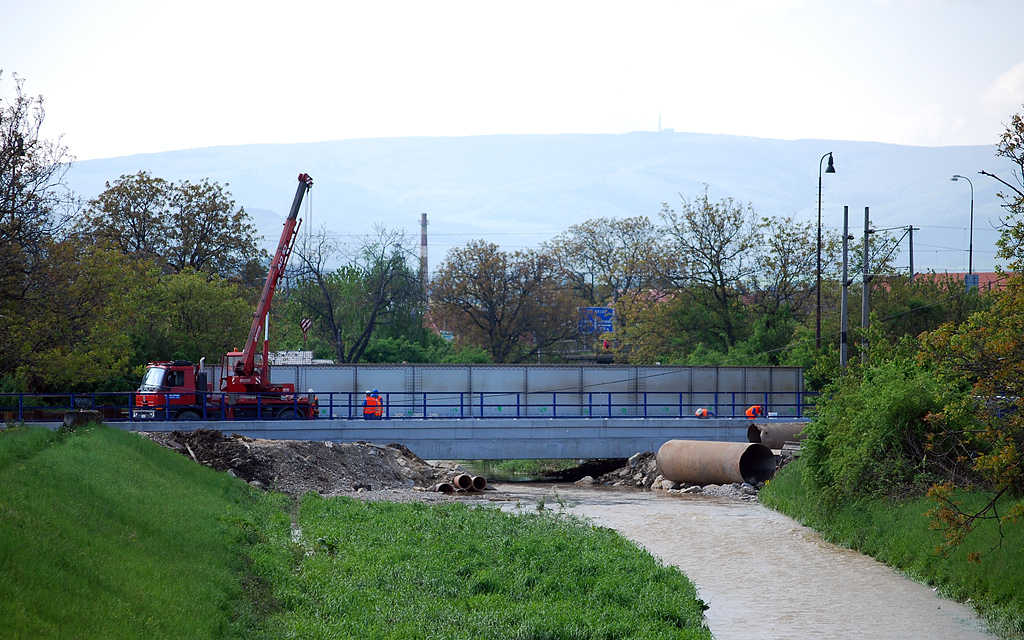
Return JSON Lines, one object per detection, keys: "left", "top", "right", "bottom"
{"left": 490, "top": 483, "right": 994, "bottom": 640}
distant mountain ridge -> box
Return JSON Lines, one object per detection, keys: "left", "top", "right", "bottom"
{"left": 65, "top": 131, "right": 1016, "bottom": 274}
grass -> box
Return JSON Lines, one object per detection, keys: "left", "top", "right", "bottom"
{"left": 760, "top": 458, "right": 1024, "bottom": 639}
{"left": 248, "top": 495, "right": 712, "bottom": 639}
{"left": 1, "top": 424, "right": 712, "bottom": 639}
{"left": 0, "top": 423, "right": 278, "bottom": 639}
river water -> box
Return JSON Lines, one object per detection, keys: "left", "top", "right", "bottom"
{"left": 490, "top": 483, "right": 994, "bottom": 640}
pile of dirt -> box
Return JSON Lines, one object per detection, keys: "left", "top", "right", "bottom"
{"left": 142, "top": 429, "right": 449, "bottom": 499}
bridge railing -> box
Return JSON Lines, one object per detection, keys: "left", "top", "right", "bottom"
{"left": 1, "top": 390, "right": 815, "bottom": 423}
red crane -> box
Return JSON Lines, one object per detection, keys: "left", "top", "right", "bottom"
{"left": 133, "top": 173, "right": 317, "bottom": 421}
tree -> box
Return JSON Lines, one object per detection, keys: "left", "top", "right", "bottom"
{"left": 0, "top": 71, "right": 86, "bottom": 388}
{"left": 981, "top": 105, "right": 1024, "bottom": 268}
{"left": 906, "top": 105, "right": 1024, "bottom": 557}
{"left": 128, "top": 269, "right": 254, "bottom": 365}
{"left": 544, "top": 216, "right": 675, "bottom": 306}
{"left": 661, "top": 185, "right": 760, "bottom": 348}
{"left": 752, "top": 215, "right": 818, "bottom": 319}
{"left": 289, "top": 226, "right": 423, "bottom": 363}
{"left": 79, "top": 172, "right": 266, "bottom": 282}
{"left": 430, "top": 240, "right": 580, "bottom": 363}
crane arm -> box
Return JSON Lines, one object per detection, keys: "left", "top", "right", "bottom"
{"left": 239, "top": 173, "right": 313, "bottom": 377}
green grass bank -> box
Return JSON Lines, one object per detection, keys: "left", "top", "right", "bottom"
{"left": 0, "top": 425, "right": 711, "bottom": 639}
{"left": 759, "top": 458, "right": 1024, "bottom": 638}
{"left": 0, "top": 423, "right": 279, "bottom": 639}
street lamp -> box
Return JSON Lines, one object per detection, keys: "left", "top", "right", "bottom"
{"left": 816, "top": 152, "right": 835, "bottom": 351}
{"left": 950, "top": 174, "right": 974, "bottom": 275}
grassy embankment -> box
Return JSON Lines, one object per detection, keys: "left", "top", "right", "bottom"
{"left": 760, "top": 458, "right": 1024, "bottom": 638}
{"left": 1, "top": 424, "right": 712, "bottom": 639}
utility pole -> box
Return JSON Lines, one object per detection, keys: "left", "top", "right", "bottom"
{"left": 841, "top": 206, "right": 850, "bottom": 369}
{"left": 907, "top": 225, "right": 919, "bottom": 282}
{"left": 420, "top": 213, "right": 428, "bottom": 296}
{"left": 861, "top": 207, "right": 872, "bottom": 364}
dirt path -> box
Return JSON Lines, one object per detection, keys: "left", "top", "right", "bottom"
{"left": 495, "top": 483, "right": 994, "bottom": 640}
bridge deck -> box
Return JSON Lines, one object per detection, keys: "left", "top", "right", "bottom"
{"left": 112, "top": 417, "right": 810, "bottom": 459}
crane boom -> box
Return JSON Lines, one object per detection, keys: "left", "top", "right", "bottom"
{"left": 238, "top": 172, "right": 313, "bottom": 379}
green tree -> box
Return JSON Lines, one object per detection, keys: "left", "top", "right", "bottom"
{"left": 544, "top": 216, "right": 674, "bottom": 306}
{"left": 79, "top": 172, "right": 266, "bottom": 283}
{"left": 981, "top": 105, "right": 1024, "bottom": 263}
{"left": 661, "top": 185, "right": 759, "bottom": 348}
{"left": 430, "top": 240, "right": 580, "bottom": 363}
{"left": 289, "top": 226, "right": 423, "bottom": 363}
{"left": 129, "top": 269, "right": 253, "bottom": 365}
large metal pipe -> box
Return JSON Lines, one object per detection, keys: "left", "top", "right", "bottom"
{"left": 656, "top": 440, "right": 776, "bottom": 485}
{"left": 452, "top": 474, "right": 473, "bottom": 490}
{"left": 471, "top": 475, "right": 488, "bottom": 491}
{"left": 747, "top": 423, "right": 808, "bottom": 450}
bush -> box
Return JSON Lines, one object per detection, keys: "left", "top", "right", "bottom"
{"left": 801, "top": 356, "right": 969, "bottom": 502}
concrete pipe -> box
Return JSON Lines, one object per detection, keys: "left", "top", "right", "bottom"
{"left": 452, "top": 474, "right": 473, "bottom": 490}
{"left": 471, "top": 475, "right": 488, "bottom": 491}
{"left": 656, "top": 440, "right": 776, "bottom": 485}
{"left": 747, "top": 422, "right": 807, "bottom": 450}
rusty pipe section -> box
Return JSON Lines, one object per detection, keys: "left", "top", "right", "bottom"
{"left": 471, "top": 475, "right": 487, "bottom": 491}
{"left": 747, "top": 422, "right": 807, "bottom": 450}
{"left": 452, "top": 474, "right": 473, "bottom": 490}
{"left": 656, "top": 440, "right": 776, "bottom": 485}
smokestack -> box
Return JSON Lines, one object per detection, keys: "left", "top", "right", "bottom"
{"left": 420, "top": 213, "right": 428, "bottom": 290}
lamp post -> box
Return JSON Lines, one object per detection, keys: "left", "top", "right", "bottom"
{"left": 816, "top": 152, "right": 835, "bottom": 351}
{"left": 950, "top": 174, "right": 974, "bottom": 274}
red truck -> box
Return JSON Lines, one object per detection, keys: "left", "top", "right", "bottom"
{"left": 132, "top": 174, "right": 317, "bottom": 421}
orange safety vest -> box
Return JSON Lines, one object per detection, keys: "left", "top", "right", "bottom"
{"left": 745, "top": 405, "right": 763, "bottom": 419}
{"left": 694, "top": 408, "right": 709, "bottom": 418}
{"left": 363, "top": 396, "right": 377, "bottom": 415}
{"left": 372, "top": 395, "right": 383, "bottom": 417}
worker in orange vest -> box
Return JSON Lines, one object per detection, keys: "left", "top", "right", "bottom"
{"left": 694, "top": 408, "right": 713, "bottom": 418}
{"left": 745, "top": 404, "right": 764, "bottom": 419}
{"left": 371, "top": 389, "right": 384, "bottom": 419}
{"left": 363, "top": 390, "right": 379, "bottom": 420}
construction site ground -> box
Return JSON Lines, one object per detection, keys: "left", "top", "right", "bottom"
{"left": 138, "top": 429, "right": 760, "bottom": 501}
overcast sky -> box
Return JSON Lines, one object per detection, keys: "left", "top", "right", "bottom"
{"left": 4, "top": 0, "right": 1024, "bottom": 161}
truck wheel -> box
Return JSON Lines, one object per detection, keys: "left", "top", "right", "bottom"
{"left": 276, "top": 408, "right": 297, "bottom": 420}
{"left": 176, "top": 410, "right": 202, "bottom": 421}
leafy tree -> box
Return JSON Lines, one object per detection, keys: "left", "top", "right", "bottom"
{"left": 430, "top": 240, "right": 580, "bottom": 363}
{"left": 920, "top": 274, "right": 1024, "bottom": 556}
{"left": 981, "top": 105, "right": 1024, "bottom": 264}
{"left": 752, "top": 215, "right": 819, "bottom": 320}
{"left": 661, "top": 185, "right": 759, "bottom": 347}
{"left": 3, "top": 243, "right": 139, "bottom": 391}
{"left": 128, "top": 269, "right": 253, "bottom": 365}
{"left": 289, "top": 226, "right": 423, "bottom": 363}
{"left": 79, "top": 171, "right": 266, "bottom": 283}
{"left": 544, "top": 216, "right": 674, "bottom": 306}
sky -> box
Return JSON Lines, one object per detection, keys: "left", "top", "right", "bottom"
{"left": 3, "top": 0, "right": 1024, "bottom": 161}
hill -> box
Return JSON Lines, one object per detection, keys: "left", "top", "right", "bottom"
{"left": 65, "top": 131, "right": 1017, "bottom": 274}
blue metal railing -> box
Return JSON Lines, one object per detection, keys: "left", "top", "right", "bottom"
{"left": 0, "top": 390, "right": 816, "bottom": 423}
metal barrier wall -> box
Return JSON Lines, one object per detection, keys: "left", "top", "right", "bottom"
{"left": 256, "top": 364, "right": 805, "bottom": 419}
{"left": 0, "top": 388, "right": 813, "bottom": 423}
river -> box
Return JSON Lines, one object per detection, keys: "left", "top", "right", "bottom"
{"left": 491, "top": 483, "right": 994, "bottom": 640}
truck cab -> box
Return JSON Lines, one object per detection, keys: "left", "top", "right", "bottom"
{"left": 132, "top": 361, "right": 210, "bottom": 420}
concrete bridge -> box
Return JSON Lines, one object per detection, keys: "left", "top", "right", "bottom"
{"left": 117, "top": 417, "right": 811, "bottom": 459}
